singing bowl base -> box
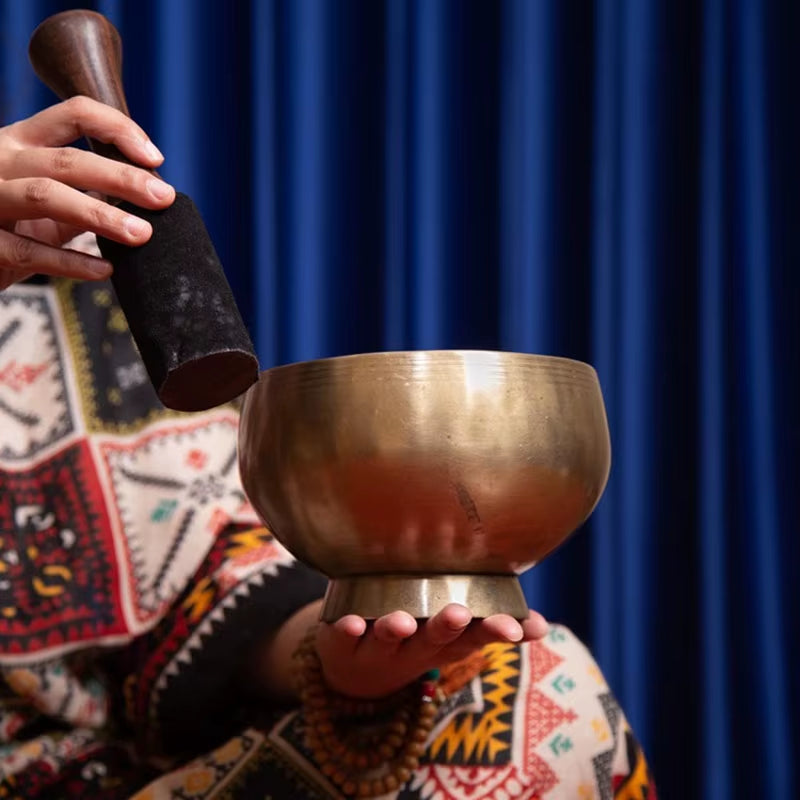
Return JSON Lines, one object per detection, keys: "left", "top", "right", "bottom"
{"left": 320, "top": 574, "right": 530, "bottom": 622}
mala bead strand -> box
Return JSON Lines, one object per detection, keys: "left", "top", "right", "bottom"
{"left": 293, "top": 626, "right": 444, "bottom": 798}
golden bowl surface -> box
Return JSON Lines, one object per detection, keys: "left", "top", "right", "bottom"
{"left": 238, "top": 350, "right": 610, "bottom": 619}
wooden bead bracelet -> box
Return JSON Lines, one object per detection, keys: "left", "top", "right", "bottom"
{"left": 293, "top": 626, "right": 444, "bottom": 798}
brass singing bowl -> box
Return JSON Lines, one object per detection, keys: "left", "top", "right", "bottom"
{"left": 238, "top": 350, "right": 611, "bottom": 621}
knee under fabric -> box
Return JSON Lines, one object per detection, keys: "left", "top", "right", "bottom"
{"left": 97, "top": 192, "right": 259, "bottom": 412}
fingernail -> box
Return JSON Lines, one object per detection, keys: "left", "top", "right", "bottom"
{"left": 124, "top": 215, "right": 150, "bottom": 240}
{"left": 143, "top": 139, "right": 163, "bottom": 161}
{"left": 147, "top": 178, "right": 174, "bottom": 201}
{"left": 502, "top": 623, "right": 523, "bottom": 641}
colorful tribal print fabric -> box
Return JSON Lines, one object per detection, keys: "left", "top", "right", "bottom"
{"left": 0, "top": 277, "right": 656, "bottom": 799}
{"left": 131, "top": 626, "right": 657, "bottom": 800}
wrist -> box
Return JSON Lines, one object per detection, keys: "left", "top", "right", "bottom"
{"left": 292, "top": 626, "right": 443, "bottom": 798}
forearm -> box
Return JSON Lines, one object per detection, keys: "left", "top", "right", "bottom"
{"left": 248, "top": 598, "right": 324, "bottom": 703}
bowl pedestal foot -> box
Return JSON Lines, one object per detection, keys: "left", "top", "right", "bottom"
{"left": 320, "top": 573, "right": 530, "bottom": 622}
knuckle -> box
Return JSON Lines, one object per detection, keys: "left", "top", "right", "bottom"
{"left": 24, "top": 178, "right": 52, "bottom": 205}
{"left": 63, "top": 97, "right": 96, "bottom": 138}
{"left": 64, "top": 95, "right": 93, "bottom": 116}
{"left": 10, "top": 235, "right": 37, "bottom": 268}
{"left": 51, "top": 147, "right": 78, "bottom": 174}
{"left": 8, "top": 146, "right": 26, "bottom": 172}
{"left": 86, "top": 200, "right": 114, "bottom": 230}
{"left": 115, "top": 163, "right": 139, "bottom": 191}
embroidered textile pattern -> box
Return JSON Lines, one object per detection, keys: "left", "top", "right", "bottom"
{"left": 0, "top": 276, "right": 656, "bottom": 798}
{"left": 0, "top": 441, "right": 125, "bottom": 657}
{"left": 99, "top": 415, "right": 245, "bottom": 624}
{"left": 0, "top": 289, "right": 74, "bottom": 462}
{"left": 56, "top": 279, "right": 185, "bottom": 434}
{"left": 128, "top": 628, "right": 656, "bottom": 800}
{"left": 0, "top": 281, "right": 259, "bottom": 661}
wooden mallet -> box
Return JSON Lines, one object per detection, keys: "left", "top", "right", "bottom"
{"left": 28, "top": 9, "right": 259, "bottom": 412}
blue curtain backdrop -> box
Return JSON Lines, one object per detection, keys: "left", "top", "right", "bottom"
{"left": 1, "top": 0, "right": 798, "bottom": 797}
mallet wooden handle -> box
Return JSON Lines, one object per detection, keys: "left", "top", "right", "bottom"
{"left": 28, "top": 9, "right": 139, "bottom": 166}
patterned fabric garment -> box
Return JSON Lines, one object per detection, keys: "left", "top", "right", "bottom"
{"left": 131, "top": 628, "right": 656, "bottom": 800}
{"left": 0, "top": 275, "right": 657, "bottom": 799}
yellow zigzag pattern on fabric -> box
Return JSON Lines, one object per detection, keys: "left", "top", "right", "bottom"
{"left": 225, "top": 528, "right": 273, "bottom": 559}
{"left": 182, "top": 576, "right": 216, "bottom": 624}
{"left": 429, "top": 643, "right": 519, "bottom": 764}
{"left": 614, "top": 730, "right": 654, "bottom": 800}
{"left": 182, "top": 530, "right": 273, "bottom": 623}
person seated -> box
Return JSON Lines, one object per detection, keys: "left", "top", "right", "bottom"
{"left": 0, "top": 98, "right": 656, "bottom": 798}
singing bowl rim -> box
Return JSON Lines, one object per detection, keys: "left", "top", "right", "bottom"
{"left": 246, "top": 349, "right": 600, "bottom": 383}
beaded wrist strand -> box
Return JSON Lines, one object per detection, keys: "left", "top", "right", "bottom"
{"left": 293, "top": 626, "right": 444, "bottom": 798}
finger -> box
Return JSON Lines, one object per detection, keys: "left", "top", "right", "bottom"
{"left": 478, "top": 614, "right": 526, "bottom": 642}
{"left": 440, "top": 612, "right": 548, "bottom": 665}
{"left": 371, "top": 611, "right": 418, "bottom": 645}
{"left": 433, "top": 615, "right": 525, "bottom": 665}
{"left": 7, "top": 97, "right": 163, "bottom": 167}
{"left": 407, "top": 604, "right": 472, "bottom": 651}
{"left": 0, "top": 228, "right": 111, "bottom": 282}
{"left": 331, "top": 614, "right": 368, "bottom": 640}
{"left": 0, "top": 179, "right": 151, "bottom": 245}
{"left": 520, "top": 610, "right": 549, "bottom": 641}
{"left": 348, "top": 611, "right": 418, "bottom": 673}
{"left": 7, "top": 147, "right": 174, "bottom": 210}
{"left": 315, "top": 615, "right": 366, "bottom": 663}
